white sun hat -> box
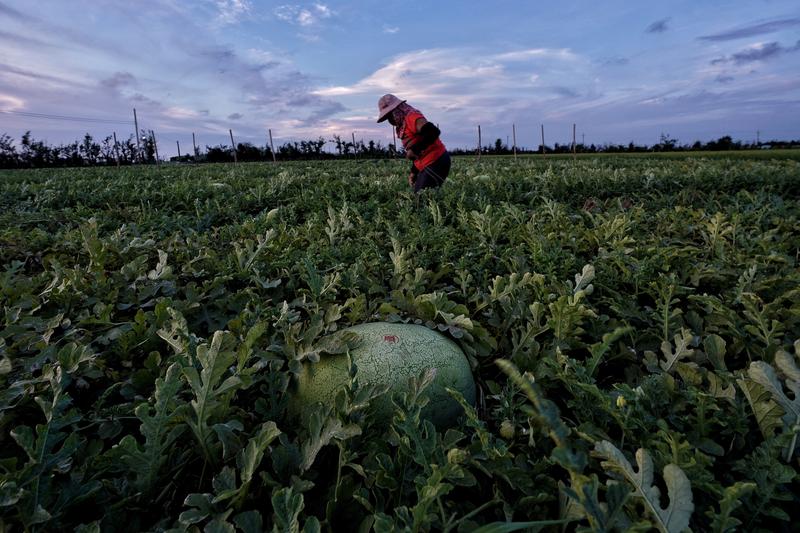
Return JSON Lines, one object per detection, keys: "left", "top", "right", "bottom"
{"left": 377, "top": 94, "right": 405, "bottom": 123}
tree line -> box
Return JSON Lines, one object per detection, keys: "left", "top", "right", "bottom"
{"left": 0, "top": 131, "right": 402, "bottom": 168}
{"left": 1, "top": 130, "right": 797, "bottom": 169}
{"left": 453, "top": 133, "right": 800, "bottom": 156}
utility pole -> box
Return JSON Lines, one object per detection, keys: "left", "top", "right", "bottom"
{"left": 582, "top": 132, "right": 585, "bottom": 146}
{"left": 352, "top": 132, "right": 357, "bottom": 159}
{"left": 477, "top": 125, "right": 482, "bottom": 160}
{"left": 512, "top": 123, "right": 517, "bottom": 160}
{"left": 572, "top": 123, "right": 577, "bottom": 160}
{"left": 176, "top": 140, "right": 181, "bottom": 159}
{"left": 113, "top": 131, "right": 120, "bottom": 167}
{"left": 133, "top": 108, "right": 141, "bottom": 162}
{"left": 756, "top": 130, "right": 761, "bottom": 145}
{"left": 192, "top": 132, "right": 198, "bottom": 158}
{"left": 229, "top": 129, "right": 238, "bottom": 164}
{"left": 268, "top": 129, "right": 277, "bottom": 162}
{"left": 540, "top": 124, "right": 546, "bottom": 157}
{"left": 150, "top": 130, "right": 160, "bottom": 165}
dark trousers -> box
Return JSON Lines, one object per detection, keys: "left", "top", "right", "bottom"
{"left": 414, "top": 152, "right": 451, "bottom": 193}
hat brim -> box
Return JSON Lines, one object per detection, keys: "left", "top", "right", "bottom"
{"left": 376, "top": 99, "right": 405, "bottom": 123}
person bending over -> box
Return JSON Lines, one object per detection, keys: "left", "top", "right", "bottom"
{"left": 377, "top": 94, "right": 450, "bottom": 192}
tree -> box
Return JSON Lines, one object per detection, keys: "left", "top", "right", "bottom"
{"left": 236, "top": 142, "right": 263, "bottom": 162}
{"left": 0, "top": 133, "right": 18, "bottom": 168}
{"left": 119, "top": 136, "right": 137, "bottom": 164}
{"left": 205, "top": 144, "right": 234, "bottom": 163}
{"left": 332, "top": 135, "right": 344, "bottom": 156}
{"left": 656, "top": 133, "right": 678, "bottom": 151}
{"left": 19, "top": 131, "right": 57, "bottom": 167}
{"left": 79, "top": 133, "right": 101, "bottom": 165}
{"left": 100, "top": 135, "right": 116, "bottom": 164}
{"left": 139, "top": 130, "right": 156, "bottom": 163}
{"left": 707, "top": 135, "right": 735, "bottom": 151}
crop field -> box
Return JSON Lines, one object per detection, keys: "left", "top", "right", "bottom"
{"left": 1, "top": 154, "right": 800, "bottom": 532}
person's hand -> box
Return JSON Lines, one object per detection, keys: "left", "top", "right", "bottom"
{"left": 408, "top": 172, "right": 415, "bottom": 187}
{"left": 405, "top": 148, "right": 417, "bottom": 160}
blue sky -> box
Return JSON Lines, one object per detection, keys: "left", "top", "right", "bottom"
{"left": 1, "top": 0, "right": 799, "bottom": 156}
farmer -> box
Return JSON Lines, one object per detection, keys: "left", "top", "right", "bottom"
{"left": 377, "top": 94, "right": 450, "bottom": 192}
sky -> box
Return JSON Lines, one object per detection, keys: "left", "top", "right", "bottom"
{"left": 1, "top": 0, "right": 799, "bottom": 156}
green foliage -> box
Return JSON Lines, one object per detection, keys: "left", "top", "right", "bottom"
{"left": 705, "top": 481, "right": 755, "bottom": 533}
{"left": 742, "top": 341, "right": 800, "bottom": 460}
{"left": 593, "top": 441, "right": 694, "bottom": 533}
{"left": 182, "top": 329, "right": 245, "bottom": 463}
{"left": 109, "top": 362, "right": 185, "bottom": 493}
{"left": 7, "top": 367, "right": 89, "bottom": 528}
{"left": 1, "top": 155, "right": 799, "bottom": 530}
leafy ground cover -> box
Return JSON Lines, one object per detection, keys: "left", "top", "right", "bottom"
{"left": 1, "top": 155, "right": 799, "bottom": 532}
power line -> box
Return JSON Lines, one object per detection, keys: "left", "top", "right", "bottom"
{"left": 0, "top": 109, "right": 134, "bottom": 126}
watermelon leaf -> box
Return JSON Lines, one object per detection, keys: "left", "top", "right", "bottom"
{"left": 110, "top": 362, "right": 185, "bottom": 493}
{"left": 705, "top": 481, "right": 755, "bottom": 533}
{"left": 744, "top": 341, "right": 800, "bottom": 460}
{"left": 644, "top": 329, "right": 696, "bottom": 374}
{"left": 271, "top": 487, "right": 304, "bottom": 533}
{"left": 593, "top": 441, "right": 693, "bottom": 533}
{"left": 300, "top": 407, "right": 361, "bottom": 472}
{"left": 183, "top": 330, "right": 242, "bottom": 464}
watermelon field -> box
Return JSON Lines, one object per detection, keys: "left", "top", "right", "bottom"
{"left": 1, "top": 153, "right": 800, "bottom": 532}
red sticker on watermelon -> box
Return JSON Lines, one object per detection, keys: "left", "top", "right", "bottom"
{"left": 383, "top": 335, "right": 398, "bottom": 343}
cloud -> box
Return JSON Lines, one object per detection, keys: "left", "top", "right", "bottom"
{"left": 101, "top": 72, "right": 137, "bottom": 89}
{"left": 164, "top": 106, "right": 205, "bottom": 119}
{"left": 551, "top": 86, "right": 580, "bottom": 98}
{"left": 0, "top": 62, "right": 89, "bottom": 89}
{"left": 542, "top": 77, "right": 800, "bottom": 147}
{"left": 309, "top": 46, "right": 597, "bottom": 141}
{"left": 602, "top": 57, "right": 629, "bottom": 67}
{"left": 732, "top": 42, "right": 783, "bottom": 63}
{"left": 699, "top": 18, "right": 800, "bottom": 41}
{"left": 131, "top": 93, "right": 163, "bottom": 109}
{"left": 0, "top": 29, "right": 57, "bottom": 48}
{"left": 646, "top": 18, "right": 670, "bottom": 33}
{"left": 302, "top": 100, "right": 346, "bottom": 124}
{"left": 494, "top": 48, "right": 577, "bottom": 61}
{"left": 0, "top": 93, "right": 25, "bottom": 110}
{"left": 303, "top": 42, "right": 800, "bottom": 149}
{"left": 711, "top": 40, "right": 800, "bottom": 65}
{"left": 177, "top": 42, "right": 347, "bottom": 125}
{"left": 274, "top": 3, "right": 333, "bottom": 26}
{"left": 0, "top": 3, "right": 135, "bottom": 59}
{"left": 245, "top": 48, "right": 281, "bottom": 69}
{"left": 0, "top": 1, "right": 31, "bottom": 21}
{"left": 3, "top": 1, "right": 798, "bottom": 153}
{"left": 313, "top": 47, "right": 585, "bottom": 103}
{"left": 0, "top": 1, "right": 346, "bottom": 149}
{"left": 313, "top": 3, "right": 331, "bottom": 17}
{"left": 214, "top": 0, "right": 251, "bottom": 25}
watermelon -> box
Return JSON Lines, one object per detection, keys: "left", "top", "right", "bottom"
{"left": 291, "top": 322, "right": 476, "bottom": 427}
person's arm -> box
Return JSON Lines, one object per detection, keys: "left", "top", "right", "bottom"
{"left": 406, "top": 118, "right": 440, "bottom": 158}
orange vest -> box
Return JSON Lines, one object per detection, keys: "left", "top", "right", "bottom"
{"left": 401, "top": 112, "right": 446, "bottom": 171}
